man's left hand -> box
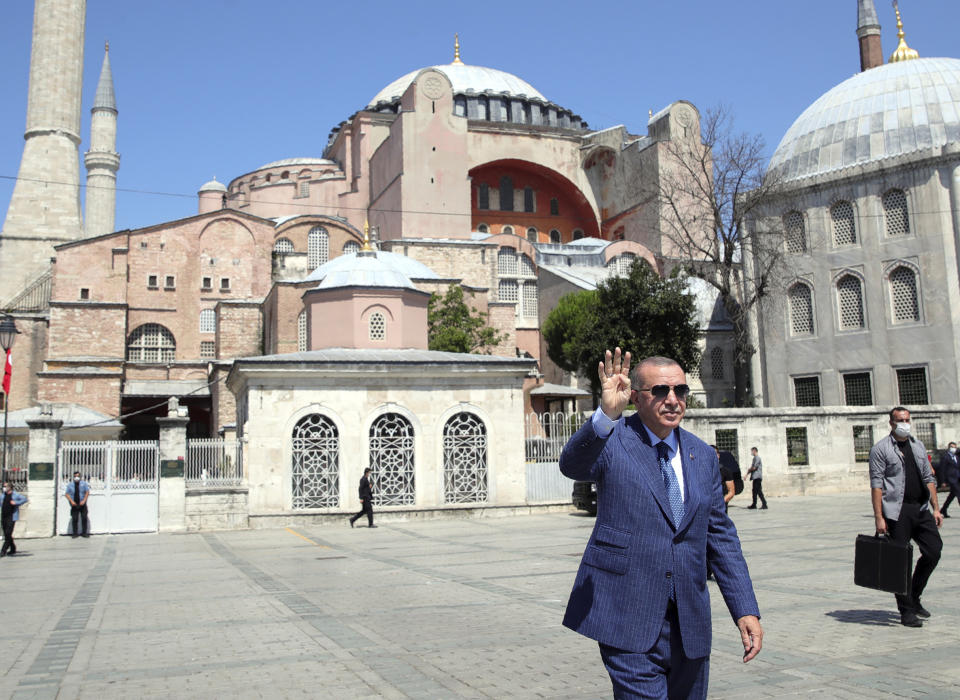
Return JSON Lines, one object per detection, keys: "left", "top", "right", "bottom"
{"left": 736, "top": 615, "right": 763, "bottom": 663}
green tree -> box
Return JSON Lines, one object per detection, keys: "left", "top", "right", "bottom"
{"left": 427, "top": 286, "right": 505, "bottom": 354}
{"left": 542, "top": 260, "right": 701, "bottom": 398}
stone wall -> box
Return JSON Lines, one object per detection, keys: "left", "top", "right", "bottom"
{"left": 185, "top": 488, "right": 249, "bottom": 531}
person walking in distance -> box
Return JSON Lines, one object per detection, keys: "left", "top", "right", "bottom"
{"left": 64, "top": 471, "right": 90, "bottom": 538}
{"left": 938, "top": 441, "right": 960, "bottom": 518}
{"left": 747, "top": 447, "right": 768, "bottom": 510}
{"left": 1, "top": 481, "right": 28, "bottom": 557}
{"left": 349, "top": 468, "right": 376, "bottom": 528}
{"left": 869, "top": 407, "right": 943, "bottom": 627}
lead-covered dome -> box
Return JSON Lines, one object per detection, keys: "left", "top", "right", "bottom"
{"left": 770, "top": 57, "right": 960, "bottom": 183}
{"left": 368, "top": 63, "right": 545, "bottom": 108}
{"left": 301, "top": 250, "right": 442, "bottom": 290}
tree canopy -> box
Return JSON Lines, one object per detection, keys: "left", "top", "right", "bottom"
{"left": 542, "top": 259, "right": 701, "bottom": 398}
{"left": 427, "top": 286, "right": 505, "bottom": 354}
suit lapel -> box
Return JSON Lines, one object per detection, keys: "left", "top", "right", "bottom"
{"left": 675, "top": 428, "right": 702, "bottom": 533}
{"left": 619, "top": 415, "right": 675, "bottom": 528}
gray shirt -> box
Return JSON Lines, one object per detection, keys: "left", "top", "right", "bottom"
{"left": 869, "top": 433, "right": 934, "bottom": 521}
{"left": 749, "top": 455, "right": 762, "bottom": 480}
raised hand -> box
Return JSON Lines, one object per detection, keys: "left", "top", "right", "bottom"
{"left": 598, "top": 347, "right": 632, "bottom": 420}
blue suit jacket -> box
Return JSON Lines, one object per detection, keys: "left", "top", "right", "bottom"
{"left": 559, "top": 413, "right": 760, "bottom": 659}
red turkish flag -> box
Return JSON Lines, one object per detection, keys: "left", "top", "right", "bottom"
{"left": 2, "top": 349, "right": 11, "bottom": 396}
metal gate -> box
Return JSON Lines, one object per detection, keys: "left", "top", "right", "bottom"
{"left": 57, "top": 441, "right": 160, "bottom": 534}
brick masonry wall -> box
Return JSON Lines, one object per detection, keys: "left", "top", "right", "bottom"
{"left": 216, "top": 303, "right": 262, "bottom": 359}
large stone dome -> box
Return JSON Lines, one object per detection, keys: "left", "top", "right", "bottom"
{"left": 770, "top": 57, "right": 960, "bottom": 183}
{"left": 368, "top": 63, "right": 546, "bottom": 108}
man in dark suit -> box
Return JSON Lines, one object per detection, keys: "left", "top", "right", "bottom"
{"left": 939, "top": 442, "right": 960, "bottom": 518}
{"left": 349, "top": 468, "right": 376, "bottom": 528}
{"left": 560, "top": 349, "right": 762, "bottom": 698}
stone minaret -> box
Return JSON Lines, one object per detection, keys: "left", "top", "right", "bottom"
{"left": 857, "top": 0, "right": 883, "bottom": 71}
{"left": 0, "top": 0, "right": 86, "bottom": 305}
{"left": 84, "top": 43, "right": 120, "bottom": 237}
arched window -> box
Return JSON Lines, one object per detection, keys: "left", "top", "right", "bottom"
{"left": 443, "top": 412, "right": 488, "bottom": 503}
{"left": 549, "top": 229, "right": 561, "bottom": 244}
{"left": 613, "top": 254, "right": 636, "bottom": 277}
{"left": 199, "top": 309, "right": 216, "bottom": 334}
{"left": 889, "top": 266, "right": 920, "bottom": 323}
{"left": 788, "top": 283, "right": 814, "bottom": 336}
{"left": 783, "top": 211, "right": 806, "bottom": 254}
{"left": 526, "top": 227, "right": 538, "bottom": 242}
{"left": 369, "top": 312, "right": 386, "bottom": 341}
{"left": 273, "top": 237, "right": 294, "bottom": 253}
{"left": 291, "top": 414, "right": 339, "bottom": 508}
{"left": 297, "top": 310, "right": 307, "bottom": 352}
{"left": 497, "top": 248, "right": 518, "bottom": 275}
{"left": 831, "top": 201, "right": 856, "bottom": 246}
{"left": 711, "top": 347, "right": 724, "bottom": 380}
{"left": 882, "top": 189, "right": 910, "bottom": 236}
{"left": 126, "top": 324, "right": 176, "bottom": 363}
{"left": 501, "top": 225, "right": 514, "bottom": 236}
{"left": 369, "top": 413, "right": 415, "bottom": 505}
{"left": 836, "top": 275, "right": 865, "bottom": 330}
{"left": 519, "top": 254, "right": 535, "bottom": 277}
{"left": 477, "top": 223, "right": 489, "bottom": 234}
{"left": 343, "top": 240, "right": 360, "bottom": 255}
{"left": 572, "top": 229, "right": 584, "bottom": 240}
{"left": 477, "top": 96, "right": 489, "bottom": 121}
{"left": 499, "top": 176, "right": 514, "bottom": 211}
{"left": 307, "top": 226, "right": 329, "bottom": 269}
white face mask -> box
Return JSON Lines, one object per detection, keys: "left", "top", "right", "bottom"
{"left": 950, "top": 447, "right": 957, "bottom": 455}
{"left": 893, "top": 422, "right": 911, "bottom": 439}
{"left": 74, "top": 477, "right": 80, "bottom": 482}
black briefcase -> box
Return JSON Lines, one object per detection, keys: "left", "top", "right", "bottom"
{"left": 854, "top": 534, "right": 913, "bottom": 595}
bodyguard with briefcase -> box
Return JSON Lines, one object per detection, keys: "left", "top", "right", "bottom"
{"left": 867, "top": 407, "right": 943, "bottom": 628}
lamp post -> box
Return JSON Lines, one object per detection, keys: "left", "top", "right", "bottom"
{"left": 0, "top": 314, "right": 20, "bottom": 476}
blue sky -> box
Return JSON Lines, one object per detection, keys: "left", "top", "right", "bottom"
{"left": 1, "top": 1, "right": 957, "bottom": 232}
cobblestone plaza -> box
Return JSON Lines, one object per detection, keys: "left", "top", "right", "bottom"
{"left": 2, "top": 493, "right": 960, "bottom": 699}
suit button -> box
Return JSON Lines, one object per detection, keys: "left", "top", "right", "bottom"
{"left": 665, "top": 571, "right": 672, "bottom": 579}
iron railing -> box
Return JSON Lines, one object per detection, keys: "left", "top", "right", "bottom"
{"left": 186, "top": 438, "right": 243, "bottom": 487}
{"left": 523, "top": 411, "right": 588, "bottom": 462}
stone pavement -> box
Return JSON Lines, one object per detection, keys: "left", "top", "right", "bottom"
{"left": 2, "top": 493, "right": 960, "bottom": 699}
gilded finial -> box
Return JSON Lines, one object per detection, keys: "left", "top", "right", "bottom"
{"left": 889, "top": 1, "right": 919, "bottom": 63}
{"left": 362, "top": 220, "right": 373, "bottom": 251}
{"left": 105, "top": 41, "right": 109, "bottom": 53}
{"left": 452, "top": 33, "right": 463, "bottom": 64}
{"left": 649, "top": 109, "right": 653, "bottom": 119}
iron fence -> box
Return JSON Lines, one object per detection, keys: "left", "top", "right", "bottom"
{"left": 186, "top": 438, "right": 243, "bottom": 487}
{"left": 523, "top": 411, "right": 587, "bottom": 462}
{"left": 2, "top": 440, "right": 29, "bottom": 491}
{"left": 60, "top": 441, "right": 159, "bottom": 491}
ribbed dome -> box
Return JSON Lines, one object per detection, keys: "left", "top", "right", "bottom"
{"left": 368, "top": 63, "right": 546, "bottom": 107}
{"left": 770, "top": 57, "right": 960, "bottom": 183}
{"left": 302, "top": 250, "right": 441, "bottom": 290}
{"left": 198, "top": 178, "right": 227, "bottom": 192}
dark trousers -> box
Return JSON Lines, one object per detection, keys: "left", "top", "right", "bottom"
{"left": 886, "top": 503, "right": 942, "bottom": 611}
{"left": 599, "top": 601, "right": 708, "bottom": 699}
{"left": 1, "top": 517, "right": 15, "bottom": 555}
{"left": 350, "top": 499, "right": 373, "bottom": 527}
{"left": 751, "top": 479, "right": 767, "bottom": 508}
{"left": 70, "top": 503, "right": 88, "bottom": 536}
{"left": 941, "top": 483, "right": 960, "bottom": 514}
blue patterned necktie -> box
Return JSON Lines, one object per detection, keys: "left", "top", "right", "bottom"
{"left": 657, "top": 441, "right": 684, "bottom": 526}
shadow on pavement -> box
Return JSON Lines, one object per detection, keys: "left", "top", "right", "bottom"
{"left": 825, "top": 609, "right": 899, "bottom": 626}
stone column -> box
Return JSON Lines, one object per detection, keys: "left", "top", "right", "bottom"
{"left": 22, "top": 415, "right": 63, "bottom": 538}
{"left": 157, "top": 411, "right": 188, "bottom": 533}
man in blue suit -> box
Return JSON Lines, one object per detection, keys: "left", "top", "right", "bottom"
{"left": 560, "top": 349, "right": 762, "bottom": 698}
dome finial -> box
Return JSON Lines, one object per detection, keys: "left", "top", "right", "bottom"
{"left": 452, "top": 33, "right": 463, "bottom": 64}
{"left": 889, "top": 1, "right": 919, "bottom": 63}
{"left": 362, "top": 219, "right": 373, "bottom": 252}
{"left": 105, "top": 40, "right": 109, "bottom": 53}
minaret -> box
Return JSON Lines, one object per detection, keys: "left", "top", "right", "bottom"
{"left": 0, "top": 0, "right": 86, "bottom": 304}
{"left": 856, "top": 0, "right": 883, "bottom": 71}
{"left": 84, "top": 42, "right": 120, "bottom": 238}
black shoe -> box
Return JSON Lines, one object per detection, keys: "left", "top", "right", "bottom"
{"left": 747, "top": 505, "right": 757, "bottom": 509}
{"left": 900, "top": 611, "right": 923, "bottom": 627}
{"left": 942, "top": 512, "right": 951, "bottom": 518}
{"left": 71, "top": 535, "right": 79, "bottom": 539}
{"left": 761, "top": 505, "right": 768, "bottom": 510}
{"left": 913, "top": 601, "right": 931, "bottom": 618}
{"left": 368, "top": 525, "right": 378, "bottom": 528}
{"left": 0, "top": 551, "right": 6, "bottom": 558}
{"left": 349, "top": 519, "right": 355, "bottom": 528}
{"left": 82, "top": 534, "right": 90, "bottom": 538}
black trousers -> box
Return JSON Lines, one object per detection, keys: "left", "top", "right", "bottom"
{"left": 350, "top": 499, "right": 373, "bottom": 527}
{"left": 886, "top": 503, "right": 942, "bottom": 611}
{"left": 1, "top": 517, "right": 15, "bottom": 554}
{"left": 751, "top": 479, "right": 767, "bottom": 507}
{"left": 70, "top": 503, "right": 88, "bottom": 536}
{"left": 941, "top": 482, "right": 960, "bottom": 514}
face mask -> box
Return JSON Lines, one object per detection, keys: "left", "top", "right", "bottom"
{"left": 950, "top": 447, "right": 957, "bottom": 455}
{"left": 74, "top": 477, "right": 80, "bottom": 482}
{"left": 893, "top": 422, "right": 911, "bottom": 439}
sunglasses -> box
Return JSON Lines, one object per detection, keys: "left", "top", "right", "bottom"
{"left": 633, "top": 384, "right": 690, "bottom": 400}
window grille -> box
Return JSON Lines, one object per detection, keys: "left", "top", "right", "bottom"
{"left": 308, "top": 226, "right": 329, "bottom": 269}
{"left": 199, "top": 309, "right": 216, "bottom": 334}
{"left": 853, "top": 425, "right": 874, "bottom": 463}
{"left": 369, "top": 413, "right": 415, "bottom": 505}
{"left": 715, "top": 428, "right": 739, "bottom": 464}
{"left": 499, "top": 176, "right": 514, "bottom": 211}
{"left": 291, "top": 414, "right": 340, "bottom": 508}
{"left": 913, "top": 421, "right": 937, "bottom": 449}
{"left": 498, "top": 280, "right": 518, "bottom": 302}
{"left": 519, "top": 254, "right": 535, "bottom": 277}
{"left": 710, "top": 347, "right": 724, "bottom": 380}
{"left": 524, "top": 187, "right": 535, "bottom": 213}
{"left": 478, "top": 183, "right": 489, "bottom": 210}
{"left": 550, "top": 198, "right": 559, "bottom": 215}
{"left": 522, "top": 282, "right": 538, "bottom": 318}
{"left": 297, "top": 311, "right": 307, "bottom": 352}
{"left": 882, "top": 189, "right": 909, "bottom": 236}
{"left": 369, "top": 312, "right": 386, "bottom": 341}
{"left": 788, "top": 283, "right": 814, "bottom": 336}
{"left": 200, "top": 341, "right": 215, "bottom": 358}
{"left": 786, "top": 427, "right": 809, "bottom": 466}
{"left": 343, "top": 241, "right": 360, "bottom": 255}
{"left": 497, "top": 248, "right": 517, "bottom": 275}
{"left": 614, "top": 254, "right": 635, "bottom": 277}
{"left": 837, "top": 275, "right": 864, "bottom": 329}
{"left": 793, "top": 376, "right": 821, "bottom": 406}
{"left": 687, "top": 362, "right": 700, "bottom": 380}
{"left": 298, "top": 180, "right": 310, "bottom": 198}
{"left": 784, "top": 211, "right": 806, "bottom": 253}
{"left": 896, "top": 367, "right": 929, "bottom": 404}
{"left": 443, "top": 412, "right": 488, "bottom": 503}
{"left": 273, "top": 238, "right": 294, "bottom": 253}
{"left": 831, "top": 200, "right": 856, "bottom": 246}
{"left": 890, "top": 266, "right": 919, "bottom": 322}
{"left": 526, "top": 227, "right": 538, "bottom": 242}
{"left": 843, "top": 372, "right": 873, "bottom": 406}
{"left": 127, "top": 324, "right": 176, "bottom": 363}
